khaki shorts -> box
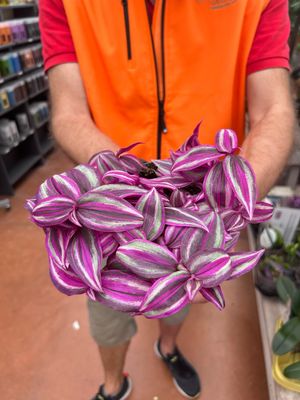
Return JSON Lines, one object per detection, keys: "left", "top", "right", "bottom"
{"left": 87, "top": 299, "right": 190, "bottom": 347}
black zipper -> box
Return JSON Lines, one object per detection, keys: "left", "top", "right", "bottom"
{"left": 121, "top": 0, "right": 132, "bottom": 60}
{"left": 159, "top": 0, "right": 167, "bottom": 154}
{"left": 145, "top": 0, "right": 167, "bottom": 159}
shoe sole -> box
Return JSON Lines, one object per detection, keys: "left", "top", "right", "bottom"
{"left": 153, "top": 341, "right": 201, "bottom": 399}
{"left": 119, "top": 376, "right": 133, "bottom": 400}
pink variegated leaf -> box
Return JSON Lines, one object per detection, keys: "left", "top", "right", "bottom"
{"left": 89, "top": 150, "right": 124, "bottom": 177}
{"left": 175, "top": 122, "right": 202, "bottom": 154}
{"left": 200, "top": 212, "right": 225, "bottom": 249}
{"left": 197, "top": 201, "right": 213, "bottom": 214}
{"left": 224, "top": 231, "right": 240, "bottom": 251}
{"left": 200, "top": 286, "right": 225, "bottom": 310}
{"left": 187, "top": 250, "right": 232, "bottom": 287}
{"left": 49, "top": 174, "right": 81, "bottom": 200}
{"left": 116, "top": 240, "right": 178, "bottom": 279}
{"left": 185, "top": 279, "right": 202, "bottom": 301}
{"left": 181, "top": 212, "right": 225, "bottom": 264}
{"left": 223, "top": 155, "right": 257, "bottom": 219}
{"left": 203, "top": 162, "right": 235, "bottom": 210}
{"left": 98, "top": 233, "right": 118, "bottom": 258}
{"left": 67, "top": 165, "right": 100, "bottom": 192}
{"left": 155, "top": 235, "right": 167, "bottom": 247}
{"left": 102, "top": 170, "right": 139, "bottom": 186}
{"left": 170, "top": 190, "right": 188, "bottom": 207}
{"left": 86, "top": 288, "right": 97, "bottom": 301}
{"left": 220, "top": 209, "right": 247, "bottom": 233}
{"left": 32, "top": 196, "right": 75, "bottom": 227}
{"left": 228, "top": 249, "right": 264, "bottom": 280}
{"left": 25, "top": 197, "right": 36, "bottom": 212}
{"left": 36, "top": 177, "right": 60, "bottom": 201}
{"left": 89, "top": 150, "right": 109, "bottom": 166}
{"left": 164, "top": 225, "right": 188, "bottom": 248}
{"left": 215, "top": 129, "right": 238, "bottom": 154}
{"left": 58, "top": 220, "right": 77, "bottom": 230}
{"left": 96, "top": 289, "right": 144, "bottom": 314}
{"left": 45, "top": 227, "right": 75, "bottom": 269}
{"left": 172, "top": 145, "right": 220, "bottom": 173}
{"left": 113, "top": 229, "right": 146, "bottom": 245}
{"left": 136, "top": 188, "right": 165, "bottom": 241}
{"left": 67, "top": 229, "right": 102, "bottom": 291}
{"left": 165, "top": 207, "right": 208, "bottom": 231}
{"left": 139, "top": 176, "right": 186, "bottom": 191}
{"left": 152, "top": 159, "right": 173, "bottom": 176}
{"left": 49, "top": 257, "right": 87, "bottom": 296}
{"left": 182, "top": 122, "right": 201, "bottom": 150}
{"left": 89, "top": 184, "right": 147, "bottom": 199}
{"left": 181, "top": 228, "right": 204, "bottom": 264}
{"left": 172, "top": 248, "right": 181, "bottom": 262}
{"left": 102, "top": 269, "right": 151, "bottom": 296}
{"left": 106, "top": 254, "right": 128, "bottom": 271}
{"left": 140, "top": 271, "right": 188, "bottom": 313}
{"left": 193, "top": 192, "right": 205, "bottom": 204}
{"left": 243, "top": 201, "right": 274, "bottom": 223}
{"left": 116, "top": 142, "right": 143, "bottom": 156}
{"left": 77, "top": 192, "right": 143, "bottom": 232}
{"left": 225, "top": 232, "right": 233, "bottom": 241}
{"left": 69, "top": 209, "right": 82, "bottom": 227}
{"left": 119, "top": 154, "right": 145, "bottom": 173}
{"left": 143, "top": 288, "right": 190, "bottom": 319}
{"left": 175, "top": 167, "right": 208, "bottom": 184}
{"left": 96, "top": 269, "right": 151, "bottom": 313}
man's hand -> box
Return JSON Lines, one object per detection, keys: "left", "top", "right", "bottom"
{"left": 241, "top": 68, "right": 295, "bottom": 199}
{"left": 48, "top": 63, "right": 119, "bottom": 164}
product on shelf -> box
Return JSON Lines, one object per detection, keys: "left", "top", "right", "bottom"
{"left": 0, "top": 78, "right": 27, "bottom": 111}
{"left": 0, "top": 69, "right": 47, "bottom": 112}
{"left": 28, "top": 101, "right": 49, "bottom": 128}
{"left": 19, "top": 44, "right": 42, "bottom": 70}
{"left": 0, "top": 1, "right": 35, "bottom": 5}
{"left": 0, "top": 23, "right": 12, "bottom": 46}
{"left": 0, "top": 118, "right": 20, "bottom": 147}
{"left": 6, "top": 79, "right": 27, "bottom": 105}
{"left": 0, "top": 0, "right": 52, "bottom": 196}
{"left": 24, "top": 17, "right": 39, "bottom": 39}
{"left": 0, "top": 44, "right": 42, "bottom": 80}
{"left": 0, "top": 89, "right": 10, "bottom": 111}
{"left": 15, "top": 111, "right": 30, "bottom": 135}
{"left": 0, "top": 17, "right": 39, "bottom": 48}
{"left": 25, "top": 70, "right": 48, "bottom": 96}
{"left": 0, "top": 52, "right": 21, "bottom": 78}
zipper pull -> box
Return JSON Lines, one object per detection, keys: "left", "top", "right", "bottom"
{"left": 159, "top": 101, "right": 168, "bottom": 133}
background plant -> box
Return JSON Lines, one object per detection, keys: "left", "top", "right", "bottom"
{"left": 272, "top": 275, "right": 300, "bottom": 379}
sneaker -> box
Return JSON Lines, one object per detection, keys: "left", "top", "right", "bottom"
{"left": 91, "top": 374, "right": 132, "bottom": 400}
{"left": 154, "top": 340, "right": 201, "bottom": 399}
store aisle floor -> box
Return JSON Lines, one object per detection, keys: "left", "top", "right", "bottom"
{"left": 0, "top": 149, "right": 269, "bottom": 400}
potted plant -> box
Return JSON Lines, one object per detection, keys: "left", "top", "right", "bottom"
{"left": 255, "top": 231, "right": 300, "bottom": 297}
{"left": 271, "top": 275, "right": 300, "bottom": 390}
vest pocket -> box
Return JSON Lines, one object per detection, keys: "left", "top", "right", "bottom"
{"left": 121, "top": 0, "right": 132, "bottom": 60}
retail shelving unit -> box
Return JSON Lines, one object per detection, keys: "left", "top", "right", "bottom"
{"left": 248, "top": 226, "right": 299, "bottom": 400}
{"left": 0, "top": 1, "right": 52, "bottom": 195}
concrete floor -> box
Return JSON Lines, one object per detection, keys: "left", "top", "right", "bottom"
{"left": 0, "top": 149, "right": 269, "bottom": 400}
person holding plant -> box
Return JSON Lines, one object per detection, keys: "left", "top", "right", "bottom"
{"left": 39, "top": 0, "right": 295, "bottom": 399}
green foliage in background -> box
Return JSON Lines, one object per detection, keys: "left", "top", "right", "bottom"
{"left": 272, "top": 276, "right": 300, "bottom": 380}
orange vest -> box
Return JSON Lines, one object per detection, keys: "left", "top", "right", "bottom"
{"left": 62, "top": 0, "right": 269, "bottom": 160}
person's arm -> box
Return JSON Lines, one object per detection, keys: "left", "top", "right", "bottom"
{"left": 49, "top": 63, "right": 119, "bottom": 164}
{"left": 240, "top": 68, "right": 295, "bottom": 199}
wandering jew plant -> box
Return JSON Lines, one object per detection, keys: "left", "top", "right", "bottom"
{"left": 26, "top": 125, "right": 273, "bottom": 318}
